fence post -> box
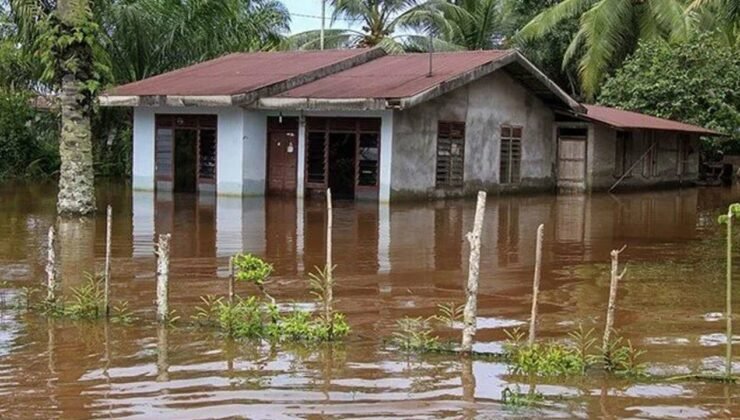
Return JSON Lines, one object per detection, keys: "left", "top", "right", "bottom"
{"left": 462, "top": 191, "right": 486, "bottom": 353}
{"left": 603, "top": 245, "right": 627, "bottom": 350}
{"left": 45, "top": 226, "right": 58, "bottom": 303}
{"left": 155, "top": 234, "right": 171, "bottom": 323}
{"left": 104, "top": 205, "right": 112, "bottom": 317}
{"left": 326, "top": 188, "right": 334, "bottom": 324}
{"left": 726, "top": 207, "right": 734, "bottom": 379}
{"left": 528, "top": 224, "right": 544, "bottom": 346}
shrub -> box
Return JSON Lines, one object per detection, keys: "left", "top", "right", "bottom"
{"left": 391, "top": 317, "right": 441, "bottom": 352}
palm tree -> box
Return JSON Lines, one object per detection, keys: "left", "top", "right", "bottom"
{"left": 287, "top": 0, "right": 450, "bottom": 53}
{"left": 515, "top": 0, "right": 688, "bottom": 99}
{"left": 102, "top": 0, "right": 290, "bottom": 83}
{"left": 686, "top": 0, "right": 739, "bottom": 47}
{"left": 436, "top": 0, "right": 506, "bottom": 50}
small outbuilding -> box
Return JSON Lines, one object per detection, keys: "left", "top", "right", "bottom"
{"left": 101, "top": 48, "right": 721, "bottom": 201}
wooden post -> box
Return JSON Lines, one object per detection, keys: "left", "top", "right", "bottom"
{"left": 528, "top": 224, "right": 544, "bottom": 346}
{"left": 104, "top": 205, "right": 112, "bottom": 317}
{"left": 155, "top": 234, "right": 171, "bottom": 323}
{"left": 726, "top": 207, "right": 733, "bottom": 379}
{"left": 228, "top": 256, "right": 235, "bottom": 304}
{"left": 603, "top": 245, "right": 627, "bottom": 350}
{"left": 462, "top": 191, "right": 486, "bottom": 353}
{"left": 326, "top": 189, "right": 333, "bottom": 321}
{"left": 45, "top": 226, "right": 57, "bottom": 302}
{"left": 156, "top": 324, "right": 169, "bottom": 382}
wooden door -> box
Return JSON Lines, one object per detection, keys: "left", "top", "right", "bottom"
{"left": 267, "top": 130, "right": 298, "bottom": 195}
{"left": 558, "top": 136, "right": 586, "bottom": 185}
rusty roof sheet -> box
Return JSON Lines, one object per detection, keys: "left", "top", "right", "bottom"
{"left": 109, "top": 49, "right": 374, "bottom": 96}
{"left": 581, "top": 104, "right": 722, "bottom": 136}
{"left": 277, "top": 50, "right": 515, "bottom": 99}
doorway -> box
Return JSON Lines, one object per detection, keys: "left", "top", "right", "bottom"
{"left": 267, "top": 117, "right": 298, "bottom": 195}
{"left": 174, "top": 130, "right": 197, "bottom": 193}
{"left": 557, "top": 126, "right": 588, "bottom": 191}
{"left": 154, "top": 114, "right": 217, "bottom": 193}
{"left": 329, "top": 132, "right": 356, "bottom": 198}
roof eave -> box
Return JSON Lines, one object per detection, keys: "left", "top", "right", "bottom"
{"left": 99, "top": 95, "right": 234, "bottom": 107}
{"left": 253, "top": 97, "right": 389, "bottom": 111}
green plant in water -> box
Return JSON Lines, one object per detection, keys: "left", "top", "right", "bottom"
{"left": 64, "top": 273, "right": 104, "bottom": 320}
{"left": 504, "top": 327, "right": 585, "bottom": 377}
{"left": 233, "top": 253, "right": 273, "bottom": 286}
{"left": 568, "top": 324, "right": 598, "bottom": 373}
{"left": 432, "top": 302, "right": 464, "bottom": 328}
{"left": 110, "top": 301, "right": 135, "bottom": 325}
{"left": 216, "top": 296, "right": 276, "bottom": 339}
{"left": 191, "top": 294, "right": 224, "bottom": 326}
{"left": 718, "top": 203, "right": 740, "bottom": 379}
{"left": 601, "top": 334, "right": 646, "bottom": 377}
{"left": 501, "top": 384, "right": 544, "bottom": 408}
{"left": 308, "top": 265, "right": 350, "bottom": 341}
{"left": 391, "top": 317, "right": 441, "bottom": 352}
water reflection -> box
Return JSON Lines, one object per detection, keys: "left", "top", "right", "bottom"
{"left": 2, "top": 182, "right": 740, "bottom": 417}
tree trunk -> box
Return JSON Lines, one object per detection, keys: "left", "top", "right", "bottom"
{"left": 56, "top": 0, "right": 96, "bottom": 216}
{"left": 462, "top": 191, "right": 486, "bottom": 353}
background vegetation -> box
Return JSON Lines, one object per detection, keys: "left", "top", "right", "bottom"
{"left": 0, "top": 0, "right": 737, "bottom": 181}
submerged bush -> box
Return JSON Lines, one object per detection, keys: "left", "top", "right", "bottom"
{"left": 233, "top": 253, "right": 273, "bottom": 286}
{"left": 391, "top": 317, "right": 442, "bottom": 352}
{"left": 503, "top": 326, "right": 646, "bottom": 377}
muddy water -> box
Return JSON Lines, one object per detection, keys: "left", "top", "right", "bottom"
{"left": 1, "top": 181, "right": 740, "bottom": 418}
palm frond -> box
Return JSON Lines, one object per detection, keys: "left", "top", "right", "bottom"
{"left": 516, "top": 0, "right": 597, "bottom": 41}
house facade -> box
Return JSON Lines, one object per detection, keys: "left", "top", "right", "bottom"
{"left": 101, "top": 48, "right": 720, "bottom": 202}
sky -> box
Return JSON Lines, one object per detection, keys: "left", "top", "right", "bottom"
{"left": 282, "top": 0, "right": 356, "bottom": 34}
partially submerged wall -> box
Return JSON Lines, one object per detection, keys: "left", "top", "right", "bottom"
{"left": 588, "top": 125, "right": 700, "bottom": 191}
{"left": 390, "top": 70, "right": 556, "bottom": 199}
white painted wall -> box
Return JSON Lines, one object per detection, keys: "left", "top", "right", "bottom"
{"left": 132, "top": 107, "right": 155, "bottom": 190}
{"left": 131, "top": 106, "right": 247, "bottom": 195}
{"left": 243, "top": 110, "right": 268, "bottom": 195}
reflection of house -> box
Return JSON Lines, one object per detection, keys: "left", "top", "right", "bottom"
{"left": 101, "top": 48, "right": 721, "bottom": 201}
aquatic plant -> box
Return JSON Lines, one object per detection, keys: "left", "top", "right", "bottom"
{"left": 308, "top": 265, "right": 349, "bottom": 340}
{"left": 391, "top": 317, "right": 441, "bottom": 352}
{"left": 191, "top": 294, "right": 224, "bottom": 326}
{"left": 601, "top": 334, "right": 646, "bottom": 377}
{"left": 216, "top": 296, "right": 274, "bottom": 339}
{"left": 501, "top": 384, "right": 544, "bottom": 408}
{"left": 110, "top": 301, "right": 135, "bottom": 325}
{"left": 432, "top": 302, "right": 464, "bottom": 328}
{"left": 233, "top": 253, "right": 273, "bottom": 286}
{"left": 64, "top": 273, "right": 105, "bottom": 320}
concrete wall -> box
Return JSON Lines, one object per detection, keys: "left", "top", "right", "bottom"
{"left": 390, "top": 70, "right": 556, "bottom": 199}
{"left": 587, "top": 124, "right": 700, "bottom": 191}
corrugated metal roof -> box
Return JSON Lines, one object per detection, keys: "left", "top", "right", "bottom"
{"left": 581, "top": 105, "right": 722, "bottom": 136}
{"left": 110, "top": 49, "right": 374, "bottom": 96}
{"left": 277, "top": 50, "right": 514, "bottom": 99}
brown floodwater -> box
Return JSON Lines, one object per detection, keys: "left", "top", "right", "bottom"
{"left": 1, "top": 180, "right": 740, "bottom": 418}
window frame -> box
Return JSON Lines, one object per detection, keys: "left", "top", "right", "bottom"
{"left": 435, "top": 121, "right": 466, "bottom": 189}
{"left": 499, "top": 124, "right": 523, "bottom": 184}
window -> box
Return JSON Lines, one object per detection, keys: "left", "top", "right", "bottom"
{"left": 500, "top": 125, "right": 522, "bottom": 184}
{"left": 306, "top": 131, "right": 327, "bottom": 186}
{"left": 199, "top": 129, "right": 216, "bottom": 181}
{"left": 642, "top": 132, "right": 658, "bottom": 178}
{"left": 358, "top": 133, "right": 379, "bottom": 187}
{"left": 436, "top": 121, "right": 465, "bottom": 188}
{"left": 614, "top": 131, "right": 633, "bottom": 177}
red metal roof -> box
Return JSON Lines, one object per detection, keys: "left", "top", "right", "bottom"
{"left": 277, "top": 50, "right": 515, "bottom": 99}
{"left": 109, "top": 49, "right": 374, "bottom": 96}
{"left": 581, "top": 104, "right": 722, "bottom": 136}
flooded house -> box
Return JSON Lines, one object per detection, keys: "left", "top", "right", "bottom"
{"left": 100, "top": 48, "right": 721, "bottom": 201}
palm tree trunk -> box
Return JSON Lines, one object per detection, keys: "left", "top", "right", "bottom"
{"left": 57, "top": 0, "right": 96, "bottom": 216}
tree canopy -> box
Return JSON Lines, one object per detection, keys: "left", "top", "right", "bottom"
{"left": 598, "top": 34, "right": 740, "bottom": 151}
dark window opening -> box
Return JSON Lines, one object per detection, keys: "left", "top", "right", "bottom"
{"left": 436, "top": 121, "right": 465, "bottom": 188}
{"left": 199, "top": 129, "right": 217, "bottom": 181}
{"left": 328, "top": 132, "right": 356, "bottom": 199}
{"left": 174, "top": 130, "right": 197, "bottom": 193}
{"left": 500, "top": 125, "right": 522, "bottom": 184}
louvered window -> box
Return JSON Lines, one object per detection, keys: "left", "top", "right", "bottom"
{"left": 500, "top": 125, "right": 522, "bottom": 184}
{"left": 436, "top": 121, "right": 465, "bottom": 188}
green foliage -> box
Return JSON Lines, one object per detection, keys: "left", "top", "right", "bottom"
{"left": 718, "top": 203, "right": 740, "bottom": 224}
{"left": 601, "top": 334, "right": 647, "bottom": 377}
{"left": 0, "top": 89, "right": 59, "bottom": 179}
{"left": 110, "top": 301, "right": 134, "bottom": 325}
{"left": 233, "top": 253, "right": 273, "bottom": 286}
{"left": 63, "top": 272, "right": 104, "bottom": 320}
{"left": 216, "top": 296, "right": 273, "bottom": 339}
{"left": 599, "top": 34, "right": 740, "bottom": 154}
{"left": 191, "top": 294, "right": 224, "bottom": 326}
{"left": 432, "top": 301, "right": 464, "bottom": 328}
{"left": 391, "top": 317, "right": 442, "bottom": 352}
{"left": 504, "top": 326, "right": 645, "bottom": 377}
